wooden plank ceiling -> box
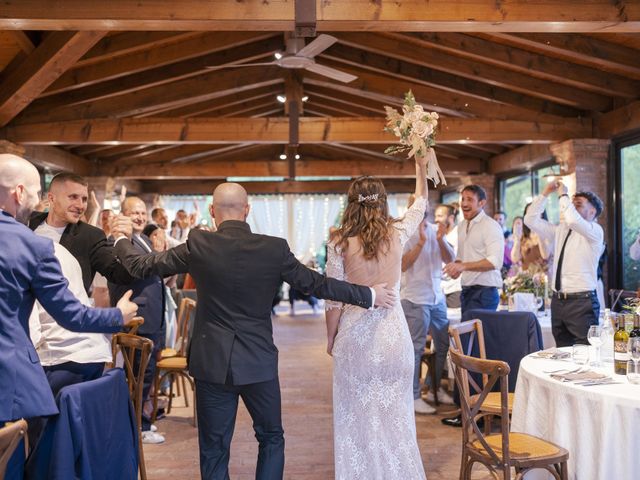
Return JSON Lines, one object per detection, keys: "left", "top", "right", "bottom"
{"left": 0, "top": 1, "right": 639, "bottom": 194}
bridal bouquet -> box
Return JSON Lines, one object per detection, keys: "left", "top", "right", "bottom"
{"left": 384, "top": 90, "right": 446, "bottom": 186}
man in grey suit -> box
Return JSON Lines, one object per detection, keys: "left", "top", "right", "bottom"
{"left": 112, "top": 183, "right": 395, "bottom": 480}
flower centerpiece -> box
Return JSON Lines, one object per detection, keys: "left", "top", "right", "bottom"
{"left": 504, "top": 270, "right": 547, "bottom": 297}
{"left": 384, "top": 90, "right": 446, "bottom": 186}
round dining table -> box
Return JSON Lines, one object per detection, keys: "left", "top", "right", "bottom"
{"left": 511, "top": 351, "right": 640, "bottom": 480}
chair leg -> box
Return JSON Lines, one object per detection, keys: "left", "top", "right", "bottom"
{"left": 484, "top": 414, "right": 493, "bottom": 435}
{"left": 151, "top": 367, "right": 161, "bottom": 424}
{"left": 181, "top": 375, "right": 189, "bottom": 407}
{"left": 429, "top": 356, "right": 439, "bottom": 405}
{"left": 560, "top": 461, "right": 568, "bottom": 480}
{"left": 138, "top": 430, "right": 147, "bottom": 480}
{"left": 167, "top": 372, "right": 175, "bottom": 414}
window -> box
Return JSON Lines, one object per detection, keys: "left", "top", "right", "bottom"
{"left": 617, "top": 140, "right": 640, "bottom": 290}
{"left": 498, "top": 163, "right": 559, "bottom": 230}
{"left": 500, "top": 173, "right": 532, "bottom": 226}
{"left": 441, "top": 190, "right": 460, "bottom": 206}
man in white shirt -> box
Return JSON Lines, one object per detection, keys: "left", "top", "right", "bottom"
{"left": 525, "top": 180, "right": 604, "bottom": 346}
{"left": 436, "top": 204, "right": 462, "bottom": 308}
{"left": 401, "top": 196, "right": 455, "bottom": 414}
{"left": 443, "top": 185, "right": 504, "bottom": 313}
{"left": 30, "top": 243, "right": 112, "bottom": 396}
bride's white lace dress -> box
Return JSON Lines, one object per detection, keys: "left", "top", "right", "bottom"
{"left": 326, "top": 197, "right": 428, "bottom": 480}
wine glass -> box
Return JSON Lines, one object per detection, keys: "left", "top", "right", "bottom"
{"left": 587, "top": 326, "right": 603, "bottom": 367}
{"left": 628, "top": 337, "right": 640, "bottom": 379}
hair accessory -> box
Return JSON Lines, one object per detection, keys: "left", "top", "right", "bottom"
{"left": 357, "top": 193, "right": 379, "bottom": 203}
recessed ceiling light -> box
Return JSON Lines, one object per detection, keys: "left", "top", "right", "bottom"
{"left": 302, "top": 96, "right": 309, "bottom": 102}
{"left": 279, "top": 154, "right": 287, "bottom": 160}
{"left": 274, "top": 52, "right": 283, "bottom": 60}
{"left": 277, "top": 95, "right": 287, "bottom": 103}
{"left": 295, "top": 154, "right": 300, "bottom": 160}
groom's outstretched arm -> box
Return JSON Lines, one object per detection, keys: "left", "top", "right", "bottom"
{"left": 114, "top": 237, "right": 190, "bottom": 278}
{"left": 280, "top": 244, "right": 395, "bottom": 308}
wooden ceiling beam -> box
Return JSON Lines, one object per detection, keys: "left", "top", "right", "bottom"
{"left": 76, "top": 32, "right": 196, "bottom": 67}
{"left": 100, "top": 157, "right": 484, "bottom": 180}
{"left": 15, "top": 68, "right": 284, "bottom": 124}
{"left": 23, "top": 145, "right": 93, "bottom": 175}
{"left": 332, "top": 33, "right": 606, "bottom": 112}
{"left": 488, "top": 144, "right": 554, "bottom": 175}
{"left": 307, "top": 102, "right": 370, "bottom": 117}
{"left": 486, "top": 33, "right": 640, "bottom": 80}
{"left": 44, "top": 32, "right": 278, "bottom": 96}
{"left": 0, "top": 31, "right": 106, "bottom": 127}
{"left": 306, "top": 61, "right": 571, "bottom": 122}
{"left": 4, "top": 117, "right": 592, "bottom": 145}
{"left": 596, "top": 100, "right": 640, "bottom": 139}
{"left": 303, "top": 87, "right": 382, "bottom": 115}
{"left": 218, "top": 102, "right": 283, "bottom": 119}
{"left": 22, "top": 37, "right": 282, "bottom": 117}
{"left": 141, "top": 179, "right": 422, "bottom": 195}
{"left": 1, "top": 1, "right": 638, "bottom": 32}
{"left": 155, "top": 87, "right": 282, "bottom": 119}
{"left": 404, "top": 32, "right": 638, "bottom": 99}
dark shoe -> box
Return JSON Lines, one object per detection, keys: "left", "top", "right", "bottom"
{"left": 441, "top": 414, "right": 462, "bottom": 427}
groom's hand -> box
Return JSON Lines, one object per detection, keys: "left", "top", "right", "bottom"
{"left": 372, "top": 283, "right": 397, "bottom": 308}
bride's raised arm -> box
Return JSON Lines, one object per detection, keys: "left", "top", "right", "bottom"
{"left": 414, "top": 149, "right": 430, "bottom": 199}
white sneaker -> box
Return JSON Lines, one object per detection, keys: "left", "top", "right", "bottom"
{"left": 414, "top": 398, "right": 436, "bottom": 414}
{"left": 141, "top": 431, "right": 165, "bottom": 444}
{"left": 425, "top": 388, "right": 455, "bottom": 405}
{"left": 150, "top": 424, "right": 158, "bottom": 432}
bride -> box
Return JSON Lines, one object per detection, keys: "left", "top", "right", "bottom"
{"left": 325, "top": 152, "right": 429, "bottom": 479}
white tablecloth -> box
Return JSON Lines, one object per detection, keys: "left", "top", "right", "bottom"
{"left": 512, "top": 352, "right": 640, "bottom": 480}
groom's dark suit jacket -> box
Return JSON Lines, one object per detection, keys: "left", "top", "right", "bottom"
{"left": 115, "top": 220, "right": 372, "bottom": 385}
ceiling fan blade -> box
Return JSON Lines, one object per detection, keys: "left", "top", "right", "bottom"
{"left": 304, "top": 63, "right": 357, "bottom": 83}
{"left": 296, "top": 34, "right": 338, "bottom": 58}
{"left": 205, "top": 62, "right": 276, "bottom": 70}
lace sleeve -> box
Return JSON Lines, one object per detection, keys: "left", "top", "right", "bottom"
{"left": 396, "top": 196, "right": 428, "bottom": 246}
{"left": 325, "top": 242, "right": 345, "bottom": 310}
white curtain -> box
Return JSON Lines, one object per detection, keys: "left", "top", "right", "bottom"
{"left": 159, "top": 192, "right": 411, "bottom": 263}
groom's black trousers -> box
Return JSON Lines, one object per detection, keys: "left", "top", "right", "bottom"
{"left": 195, "top": 377, "right": 285, "bottom": 480}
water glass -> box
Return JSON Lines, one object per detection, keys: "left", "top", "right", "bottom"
{"left": 628, "top": 337, "right": 640, "bottom": 362}
{"left": 626, "top": 360, "right": 640, "bottom": 385}
{"left": 587, "top": 326, "right": 603, "bottom": 366}
{"left": 572, "top": 344, "right": 589, "bottom": 366}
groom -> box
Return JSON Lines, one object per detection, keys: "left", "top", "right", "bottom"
{"left": 112, "top": 183, "right": 396, "bottom": 480}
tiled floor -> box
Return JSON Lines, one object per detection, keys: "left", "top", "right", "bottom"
{"left": 144, "top": 306, "right": 493, "bottom": 479}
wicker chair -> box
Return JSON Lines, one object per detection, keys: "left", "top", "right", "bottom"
{"left": 0, "top": 419, "right": 28, "bottom": 478}
{"left": 449, "top": 320, "right": 514, "bottom": 432}
{"left": 449, "top": 348, "right": 568, "bottom": 480}
{"left": 152, "top": 297, "right": 196, "bottom": 426}
{"left": 111, "top": 333, "right": 153, "bottom": 480}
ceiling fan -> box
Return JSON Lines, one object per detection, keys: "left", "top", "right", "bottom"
{"left": 206, "top": 34, "right": 357, "bottom": 83}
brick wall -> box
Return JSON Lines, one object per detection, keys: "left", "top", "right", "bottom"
{"left": 550, "top": 138, "right": 611, "bottom": 230}
{"left": 458, "top": 173, "right": 497, "bottom": 217}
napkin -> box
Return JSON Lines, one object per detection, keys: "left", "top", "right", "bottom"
{"left": 532, "top": 348, "right": 571, "bottom": 360}
{"left": 550, "top": 370, "right": 608, "bottom": 382}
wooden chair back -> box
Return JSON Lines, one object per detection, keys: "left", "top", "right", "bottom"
{"left": 0, "top": 419, "right": 28, "bottom": 478}
{"left": 449, "top": 320, "right": 488, "bottom": 391}
{"left": 174, "top": 298, "right": 196, "bottom": 357}
{"left": 111, "top": 333, "right": 153, "bottom": 480}
{"left": 449, "top": 348, "right": 511, "bottom": 475}
{"left": 124, "top": 316, "right": 144, "bottom": 336}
